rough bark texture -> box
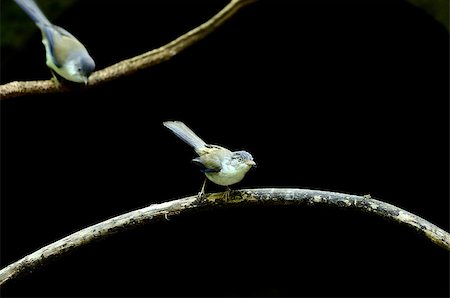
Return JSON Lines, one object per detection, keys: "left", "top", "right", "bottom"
{"left": 0, "top": 188, "right": 448, "bottom": 286}
{"left": 0, "top": 0, "right": 257, "bottom": 100}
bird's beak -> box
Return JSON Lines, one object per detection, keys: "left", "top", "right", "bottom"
{"left": 83, "top": 77, "right": 88, "bottom": 86}
{"left": 246, "top": 160, "right": 257, "bottom": 167}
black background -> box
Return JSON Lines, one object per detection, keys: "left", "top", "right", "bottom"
{"left": 1, "top": 0, "right": 449, "bottom": 296}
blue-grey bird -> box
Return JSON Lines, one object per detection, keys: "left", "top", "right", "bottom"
{"left": 163, "top": 121, "right": 256, "bottom": 198}
{"left": 14, "top": 0, "right": 95, "bottom": 84}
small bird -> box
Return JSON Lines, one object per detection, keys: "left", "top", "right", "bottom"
{"left": 163, "top": 121, "right": 256, "bottom": 198}
{"left": 14, "top": 0, "right": 95, "bottom": 84}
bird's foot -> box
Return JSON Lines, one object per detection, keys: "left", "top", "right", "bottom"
{"left": 197, "top": 190, "right": 206, "bottom": 200}
{"left": 50, "top": 74, "right": 61, "bottom": 87}
{"left": 196, "top": 178, "right": 208, "bottom": 201}
{"left": 223, "top": 187, "right": 232, "bottom": 202}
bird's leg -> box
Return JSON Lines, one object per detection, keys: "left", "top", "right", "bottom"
{"left": 223, "top": 186, "right": 232, "bottom": 201}
{"left": 197, "top": 177, "right": 208, "bottom": 199}
{"left": 49, "top": 70, "right": 62, "bottom": 86}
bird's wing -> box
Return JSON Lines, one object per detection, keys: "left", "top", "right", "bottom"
{"left": 52, "top": 25, "right": 76, "bottom": 39}
{"left": 46, "top": 25, "right": 85, "bottom": 67}
{"left": 192, "top": 157, "right": 219, "bottom": 173}
{"left": 194, "top": 145, "right": 232, "bottom": 172}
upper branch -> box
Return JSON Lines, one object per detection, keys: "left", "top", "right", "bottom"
{"left": 0, "top": 0, "right": 257, "bottom": 100}
{"left": 0, "top": 188, "right": 448, "bottom": 286}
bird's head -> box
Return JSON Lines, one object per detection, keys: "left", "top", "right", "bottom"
{"left": 232, "top": 150, "right": 256, "bottom": 169}
{"left": 66, "top": 52, "right": 96, "bottom": 85}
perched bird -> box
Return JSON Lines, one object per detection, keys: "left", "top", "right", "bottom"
{"left": 163, "top": 121, "right": 256, "bottom": 198}
{"left": 14, "top": 0, "right": 95, "bottom": 84}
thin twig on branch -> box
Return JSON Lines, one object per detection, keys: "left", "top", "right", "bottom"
{"left": 0, "top": 188, "right": 448, "bottom": 286}
{"left": 0, "top": 0, "right": 257, "bottom": 100}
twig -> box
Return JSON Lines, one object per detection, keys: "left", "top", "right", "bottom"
{"left": 0, "top": 0, "right": 257, "bottom": 100}
{"left": 0, "top": 188, "right": 448, "bottom": 286}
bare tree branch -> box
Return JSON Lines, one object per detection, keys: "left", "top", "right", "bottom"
{"left": 1, "top": 188, "right": 448, "bottom": 286}
{"left": 0, "top": 0, "right": 257, "bottom": 100}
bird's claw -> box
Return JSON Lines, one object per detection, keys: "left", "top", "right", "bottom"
{"left": 223, "top": 187, "right": 232, "bottom": 202}
{"left": 197, "top": 191, "right": 206, "bottom": 200}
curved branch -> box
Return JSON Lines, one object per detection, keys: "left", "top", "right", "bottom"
{"left": 0, "top": 188, "right": 448, "bottom": 286}
{"left": 0, "top": 0, "right": 257, "bottom": 100}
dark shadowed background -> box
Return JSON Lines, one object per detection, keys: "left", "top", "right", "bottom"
{"left": 1, "top": 0, "right": 449, "bottom": 296}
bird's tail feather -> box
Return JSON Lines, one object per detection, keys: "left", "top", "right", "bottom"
{"left": 163, "top": 121, "right": 207, "bottom": 152}
{"left": 14, "top": 0, "right": 51, "bottom": 27}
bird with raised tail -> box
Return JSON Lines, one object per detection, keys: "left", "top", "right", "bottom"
{"left": 163, "top": 121, "right": 256, "bottom": 198}
{"left": 14, "top": 0, "right": 95, "bottom": 84}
